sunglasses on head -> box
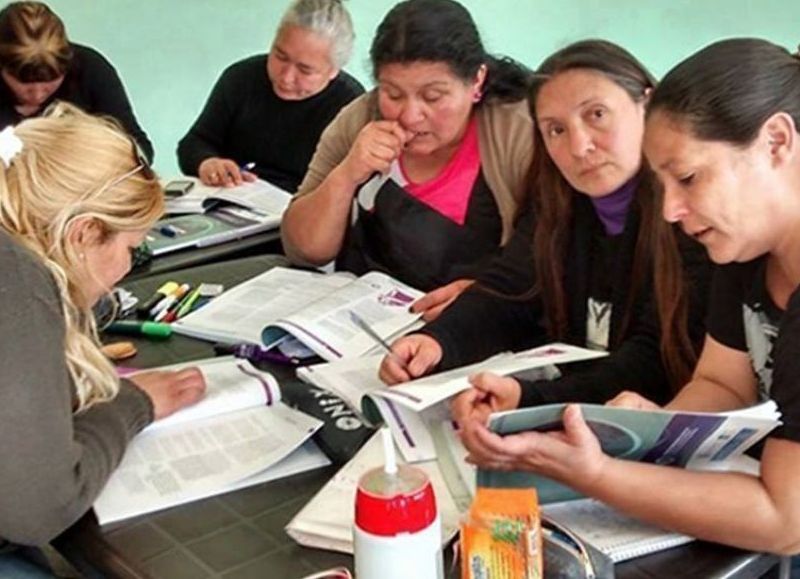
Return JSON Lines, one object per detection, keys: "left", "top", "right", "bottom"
{"left": 106, "top": 141, "right": 155, "bottom": 189}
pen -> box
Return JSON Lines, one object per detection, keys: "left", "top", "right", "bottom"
{"left": 158, "top": 224, "right": 177, "bottom": 238}
{"left": 154, "top": 283, "right": 192, "bottom": 322}
{"left": 150, "top": 283, "right": 191, "bottom": 319}
{"left": 348, "top": 310, "right": 407, "bottom": 369}
{"left": 137, "top": 281, "right": 178, "bottom": 318}
{"left": 160, "top": 291, "right": 192, "bottom": 323}
{"left": 106, "top": 321, "right": 173, "bottom": 339}
{"left": 175, "top": 285, "right": 203, "bottom": 319}
{"left": 240, "top": 162, "right": 256, "bottom": 172}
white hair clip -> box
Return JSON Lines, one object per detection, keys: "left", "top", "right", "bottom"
{"left": 0, "top": 125, "right": 23, "bottom": 167}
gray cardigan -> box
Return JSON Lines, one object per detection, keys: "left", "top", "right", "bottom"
{"left": 0, "top": 229, "right": 153, "bottom": 547}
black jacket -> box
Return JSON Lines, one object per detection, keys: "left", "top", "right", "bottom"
{"left": 422, "top": 193, "right": 711, "bottom": 406}
{"left": 0, "top": 43, "right": 153, "bottom": 162}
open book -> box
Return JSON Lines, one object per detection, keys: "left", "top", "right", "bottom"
{"left": 94, "top": 357, "right": 329, "bottom": 524}
{"left": 479, "top": 401, "right": 781, "bottom": 503}
{"left": 172, "top": 267, "right": 424, "bottom": 361}
{"left": 164, "top": 177, "right": 292, "bottom": 216}
{"left": 298, "top": 344, "right": 608, "bottom": 463}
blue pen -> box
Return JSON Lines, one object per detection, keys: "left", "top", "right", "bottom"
{"left": 158, "top": 224, "right": 176, "bottom": 238}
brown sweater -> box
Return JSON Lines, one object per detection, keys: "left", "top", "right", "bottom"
{"left": 0, "top": 229, "right": 153, "bottom": 546}
{"left": 288, "top": 92, "right": 534, "bottom": 249}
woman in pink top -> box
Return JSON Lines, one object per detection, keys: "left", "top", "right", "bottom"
{"left": 281, "top": 0, "right": 534, "bottom": 318}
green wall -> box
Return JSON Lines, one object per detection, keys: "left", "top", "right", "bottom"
{"left": 43, "top": 0, "right": 800, "bottom": 176}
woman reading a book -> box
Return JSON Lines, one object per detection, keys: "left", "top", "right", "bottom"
{"left": 457, "top": 38, "right": 800, "bottom": 558}
{"left": 0, "top": 104, "right": 205, "bottom": 576}
{"left": 382, "top": 40, "right": 709, "bottom": 407}
{"left": 281, "top": 0, "right": 534, "bottom": 313}
{"left": 177, "top": 0, "right": 364, "bottom": 192}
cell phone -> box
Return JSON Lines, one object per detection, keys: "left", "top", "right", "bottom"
{"left": 164, "top": 179, "right": 195, "bottom": 198}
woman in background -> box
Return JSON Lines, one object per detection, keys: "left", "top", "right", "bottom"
{"left": 383, "top": 40, "right": 709, "bottom": 412}
{"left": 0, "top": 104, "right": 205, "bottom": 576}
{"left": 177, "top": 0, "right": 364, "bottom": 191}
{"left": 0, "top": 1, "right": 153, "bottom": 161}
{"left": 458, "top": 38, "right": 800, "bottom": 560}
{"left": 281, "top": 0, "right": 533, "bottom": 312}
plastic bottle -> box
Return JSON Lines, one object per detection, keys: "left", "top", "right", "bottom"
{"left": 353, "top": 428, "right": 444, "bottom": 579}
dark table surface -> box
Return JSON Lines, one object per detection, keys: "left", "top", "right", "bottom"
{"left": 125, "top": 230, "right": 281, "bottom": 281}
{"left": 55, "top": 255, "right": 780, "bottom": 579}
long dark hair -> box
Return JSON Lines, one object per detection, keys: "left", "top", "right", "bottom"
{"left": 369, "top": 0, "right": 530, "bottom": 103}
{"left": 649, "top": 38, "right": 800, "bottom": 145}
{"left": 530, "top": 39, "right": 696, "bottom": 388}
{"left": 0, "top": 1, "right": 72, "bottom": 82}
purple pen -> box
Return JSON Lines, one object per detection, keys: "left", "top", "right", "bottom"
{"left": 215, "top": 343, "right": 300, "bottom": 366}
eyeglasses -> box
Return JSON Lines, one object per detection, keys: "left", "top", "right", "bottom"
{"left": 103, "top": 141, "right": 155, "bottom": 191}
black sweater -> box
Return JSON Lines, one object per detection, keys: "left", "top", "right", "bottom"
{"left": 422, "top": 194, "right": 711, "bottom": 406}
{"left": 177, "top": 54, "right": 364, "bottom": 193}
{"left": 0, "top": 43, "right": 153, "bottom": 162}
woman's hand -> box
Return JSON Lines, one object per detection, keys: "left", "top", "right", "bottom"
{"left": 451, "top": 372, "right": 521, "bottom": 424}
{"left": 198, "top": 157, "right": 256, "bottom": 187}
{"left": 464, "top": 405, "right": 609, "bottom": 491}
{"left": 606, "top": 391, "right": 661, "bottom": 410}
{"left": 378, "top": 334, "right": 443, "bottom": 384}
{"left": 129, "top": 367, "right": 206, "bottom": 420}
{"left": 411, "top": 279, "right": 475, "bottom": 322}
{"left": 337, "top": 120, "right": 411, "bottom": 185}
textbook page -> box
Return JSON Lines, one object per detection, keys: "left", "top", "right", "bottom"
{"left": 297, "top": 355, "right": 438, "bottom": 462}
{"left": 368, "top": 343, "right": 606, "bottom": 413}
{"left": 143, "top": 357, "right": 280, "bottom": 432}
{"left": 285, "top": 431, "right": 460, "bottom": 554}
{"left": 543, "top": 499, "right": 693, "bottom": 562}
{"left": 480, "top": 401, "right": 781, "bottom": 503}
{"left": 172, "top": 267, "right": 354, "bottom": 344}
{"left": 264, "top": 271, "right": 424, "bottom": 361}
{"left": 297, "top": 344, "right": 604, "bottom": 462}
{"left": 94, "top": 401, "right": 323, "bottom": 524}
{"left": 165, "top": 177, "right": 292, "bottom": 216}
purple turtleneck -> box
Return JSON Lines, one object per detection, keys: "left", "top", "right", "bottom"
{"left": 589, "top": 177, "right": 638, "bottom": 236}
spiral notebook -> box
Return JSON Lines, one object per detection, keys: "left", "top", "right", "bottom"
{"left": 542, "top": 499, "right": 693, "bottom": 562}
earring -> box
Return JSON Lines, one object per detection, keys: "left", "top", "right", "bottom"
{"left": 79, "top": 252, "right": 86, "bottom": 261}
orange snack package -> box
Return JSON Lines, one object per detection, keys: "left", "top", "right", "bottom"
{"left": 460, "top": 487, "right": 543, "bottom": 579}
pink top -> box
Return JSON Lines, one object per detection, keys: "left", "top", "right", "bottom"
{"left": 400, "top": 115, "right": 480, "bottom": 225}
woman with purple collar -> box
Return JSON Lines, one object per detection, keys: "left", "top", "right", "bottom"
{"left": 381, "top": 40, "right": 711, "bottom": 416}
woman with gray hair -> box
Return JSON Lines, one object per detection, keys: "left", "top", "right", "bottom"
{"left": 178, "top": 0, "right": 364, "bottom": 192}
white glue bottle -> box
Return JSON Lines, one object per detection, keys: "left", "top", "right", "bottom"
{"left": 353, "top": 428, "right": 444, "bottom": 579}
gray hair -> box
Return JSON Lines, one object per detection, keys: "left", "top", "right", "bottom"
{"left": 279, "top": 0, "right": 354, "bottom": 69}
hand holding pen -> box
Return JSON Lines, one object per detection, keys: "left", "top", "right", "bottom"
{"left": 198, "top": 157, "right": 257, "bottom": 187}
{"left": 348, "top": 310, "right": 432, "bottom": 384}
{"left": 377, "top": 333, "right": 443, "bottom": 385}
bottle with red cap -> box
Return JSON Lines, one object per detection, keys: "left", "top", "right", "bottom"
{"left": 353, "top": 428, "right": 444, "bottom": 579}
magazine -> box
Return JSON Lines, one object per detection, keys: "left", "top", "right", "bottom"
{"left": 479, "top": 400, "right": 781, "bottom": 503}
{"left": 298, "top": 344, "right": 607, "bottom": 462}
{"left": 172, "top": 267, "right": 424, "bottom": 361}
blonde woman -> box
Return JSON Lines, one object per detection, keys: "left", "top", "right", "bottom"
{"left": 0, "top": 104, "right": 205, "bottom": 576}
{"left": 0, "top": 1, "right": 153, "bottom": 161}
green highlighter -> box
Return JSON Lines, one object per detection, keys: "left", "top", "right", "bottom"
{"left": 106, "top": 321, "right": 173, "bottom": 339}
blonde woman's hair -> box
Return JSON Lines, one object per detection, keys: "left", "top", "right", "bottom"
{"left": 279, "top": 0, "right": 354, "bottom": 69}
{"left": 0, "top": 1, "right": 72, "bottom": 82}
{"left": 0, "top": 102, "right": 164, "bottom": 411}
